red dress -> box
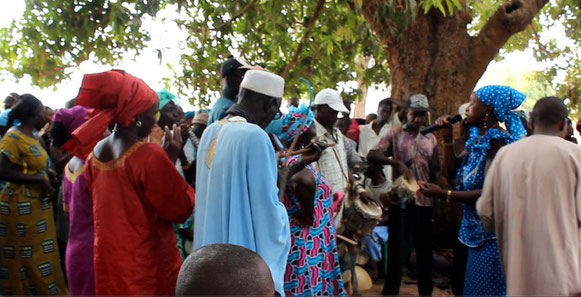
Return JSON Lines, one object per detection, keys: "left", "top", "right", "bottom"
{"left": 86, "top": 142, "right": 195, "bottom": 295}
{"left": 346, "top": 119, "right": 360, "bottom": 144}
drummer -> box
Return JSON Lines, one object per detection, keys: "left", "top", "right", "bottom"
{"left": 367, "top": 94, "right": 440, "bottom": 296}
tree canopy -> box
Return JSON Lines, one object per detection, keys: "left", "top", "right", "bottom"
{"left": 1, "top": 0, "right": 579, "bottom": 111}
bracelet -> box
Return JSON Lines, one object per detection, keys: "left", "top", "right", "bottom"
{"left": 446, "top": 190, "right": 452, "bottom": 203}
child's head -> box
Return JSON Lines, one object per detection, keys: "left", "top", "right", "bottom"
{"left": 364, "top": 161, "right": 384, "bottom": 178}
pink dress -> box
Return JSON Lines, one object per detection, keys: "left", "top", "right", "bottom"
{"left": 283, "top": 156, "right": 345, "bottom": 296}
{"left": 62, "top": 160, "right": 95, "bottom": 296}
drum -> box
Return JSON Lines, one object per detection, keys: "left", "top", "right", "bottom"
{"left": 340, "top": 197, "right": 382, "bottom": 242}
{"left": 386, "top": 175, "right": 419, "bottom": 207}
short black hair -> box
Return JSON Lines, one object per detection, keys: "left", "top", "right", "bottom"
{"left": 7, "top": 94, "right": 42, "bottom": 129}
{"left": 176, "top": 243, "right": 274, "bottom": 296}
{"left": 378, "top": 98, "right": 393, "bottom": 109}
{"left": 4, "top": 93, "right": 19, "bottom": 102}
{"left": 531, "top": 96, "right": 568, "bottom": 127}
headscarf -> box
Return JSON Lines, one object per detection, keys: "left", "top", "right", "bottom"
{"left": 52, "top": 106, "right": 92, "bottom": 156}
{"left": 53, "top": 106, "right": 91, "bottom": 135}
{"left": 278, "top": 104, "right": 314, "bottom": 142}
{"left": 69, "top": 69, "right": 158, "bottom": 159}
{"left": 192, "top": 113, "right": 209, "bottom": 125}
{"left": 474, "top": 85, "right": 527, "bottom": 138}
{"left": 157, "top": 87, "right": 176, "bottom": 110}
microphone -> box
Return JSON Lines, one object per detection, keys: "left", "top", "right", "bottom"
{"left": 420, "top": 114, "right": 463, "bottom": 135}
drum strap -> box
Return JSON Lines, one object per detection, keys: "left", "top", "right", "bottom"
{"left": 331, "top": 144, "right": 351, "bottom": 193}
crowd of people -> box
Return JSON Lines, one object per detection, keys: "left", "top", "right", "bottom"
{"left": 0, "top": 55, "right": 580, "bottom": 297}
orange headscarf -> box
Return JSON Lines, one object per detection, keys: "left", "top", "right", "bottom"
{"left": 68, "top": 69, "right": 158, "bottom": 159}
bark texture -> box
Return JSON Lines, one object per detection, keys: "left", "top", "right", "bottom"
{"left": 361, "top": 0, "right": 549, "bottom": 117}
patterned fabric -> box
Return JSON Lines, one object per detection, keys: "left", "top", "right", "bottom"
{"left": 283, "top": 155, "right": 345, "bottom": 297}
{"left": 463, "top": 240, "right": 507, "bottom": 295}
{"left": 474, "top": 85, "right": 527, "bottom": 139}
{"left": 456, "top": 127, "right": 517, "bottom": 296}
{"left": 0, "top": 128, "right": 67, "bottom": 296}
{"left": 342, "top": 136, "right": 361, "bottom": 168}
{"left": 280, "top": 104, "right": 314, "bottom": 143}
{"left": 457, "top": 127, "right": 517, "bottom": 247}
{"left": 371, "top": 126, "right": 438, "bottom": 206}
{"left": 314, "top": 120, "right": 350, "bottom": 194}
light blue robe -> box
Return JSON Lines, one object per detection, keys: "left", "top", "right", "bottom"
{"left": 194, "top": 117, "right": 291, "bottom": 295}
{"left": 207, "top": 96, "right": 235, "bottom": 125}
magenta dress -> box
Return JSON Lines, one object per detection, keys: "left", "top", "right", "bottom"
{"left": 62, "top": 160, "right": 95, "bottom": 296}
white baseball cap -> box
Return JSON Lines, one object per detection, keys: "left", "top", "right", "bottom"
{"left": 240, "top": 70, "right": 285, "bottom": 98}
{"left": 314, "top": 88, "right": 349, "bottom": 113}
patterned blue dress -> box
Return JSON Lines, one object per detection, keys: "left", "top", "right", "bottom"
{"left": 457, "top": 127, "right": 512, "bottom": 296}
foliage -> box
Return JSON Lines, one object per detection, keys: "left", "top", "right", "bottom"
{"left": 0, "top": 0, "right": 579, "bottom": 108}
{"left": 528, "top": 0, "right": 581, "bottom": 115}
{"left": 171, "top": 0, "right": 389, "bottom": 106}
{"left": 0, "top": 0, "right": 164, "bottom": 87}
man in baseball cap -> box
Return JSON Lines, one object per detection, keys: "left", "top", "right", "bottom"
{"left": 207, "top": 55, "right": 257, "bottom": 125}
{"left": 313, "top": 88, "right": 363, "bottom": 293}
{"left": 367, "top": 93, "right": 440, "bottom": 296}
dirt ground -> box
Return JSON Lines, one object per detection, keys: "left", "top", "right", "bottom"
{"left": 360, "top": 279, "right": 454, "bottom": 296}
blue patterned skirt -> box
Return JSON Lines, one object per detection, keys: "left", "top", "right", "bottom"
{"left": 463, "top": 240, "right": 506, "bottom": 296}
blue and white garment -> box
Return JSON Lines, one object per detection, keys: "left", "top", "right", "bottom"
{"left": 474, "top": 85, "right": 527, "bottom": 139}
{"left": 457, "top": 127, "right": 515, "bottom": 296}
{"left": 457, "top": 85, "right": 527, "bottom": 296}
{"left": 457, "top": 127, "right": 516, "bottom": 247}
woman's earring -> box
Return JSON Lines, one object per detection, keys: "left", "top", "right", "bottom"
{"left": 136, "top": 120, "right": 142, "bottom": 128}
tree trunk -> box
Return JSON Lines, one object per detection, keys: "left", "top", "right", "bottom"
{"left": 354, "top": 84, "right": 368, "bottom": 118}
{"left": 353, "top": 56, "right": 371, "bottom": 119}
{"left": 361, "top": 0, "right": 549, "bottom": 118}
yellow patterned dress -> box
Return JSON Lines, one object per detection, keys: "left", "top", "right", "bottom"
{"left": 0, "top": 128, "right": 67, "bottom": 296}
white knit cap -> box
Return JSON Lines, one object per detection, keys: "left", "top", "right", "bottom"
{"left": 314, "top": 88, "right": 349, "bottom": 113}
{"left": 240, "top": 70, "right": 285, "bottom": 98}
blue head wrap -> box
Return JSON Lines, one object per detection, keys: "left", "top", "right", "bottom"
{"left": 278, "top": 103, "right": 314, "bottom": 142}
{"left": 157, "top": 87, "right": 177, "bottom": 110}
{"left": 474, "top": 85, "right": 527, "bottom": 138}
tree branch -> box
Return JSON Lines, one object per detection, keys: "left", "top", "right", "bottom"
{"left": 281, "top": 0, "right": 326, "bottom": 79}
{"left": 468, "top": 0, "right": 549, "bottom": 85}
{"left": 529, "top": 23, "right": 554, "bottom": 60}
{"left": 212, "top": 0, "right": 258, "bottom": 31}
{"left": 343, "top": 38, "right": 363, "bottom": 53}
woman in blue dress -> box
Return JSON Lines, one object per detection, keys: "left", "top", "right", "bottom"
{"left": 419, "top": 85, "right": 527, "bottom": 296}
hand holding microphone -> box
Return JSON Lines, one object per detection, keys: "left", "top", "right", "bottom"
{"left": 420, "top": 114, "right": 463, "bottom": 135}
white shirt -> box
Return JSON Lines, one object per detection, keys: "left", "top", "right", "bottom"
{"left": 358, "top": 115, "right": 401, "bottom": 181}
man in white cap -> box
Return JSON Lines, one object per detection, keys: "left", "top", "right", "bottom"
{"left": 194, "top": 69, "right": 290, "bottom": 295}
{"left": 207, "top": 55, "right": 256, "bottom": 125}
{"left": 312, "top": 88, "right": 363, "bottom": 293}
{"left": 312, "top": 88, "right": 355, "bottom": 195}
